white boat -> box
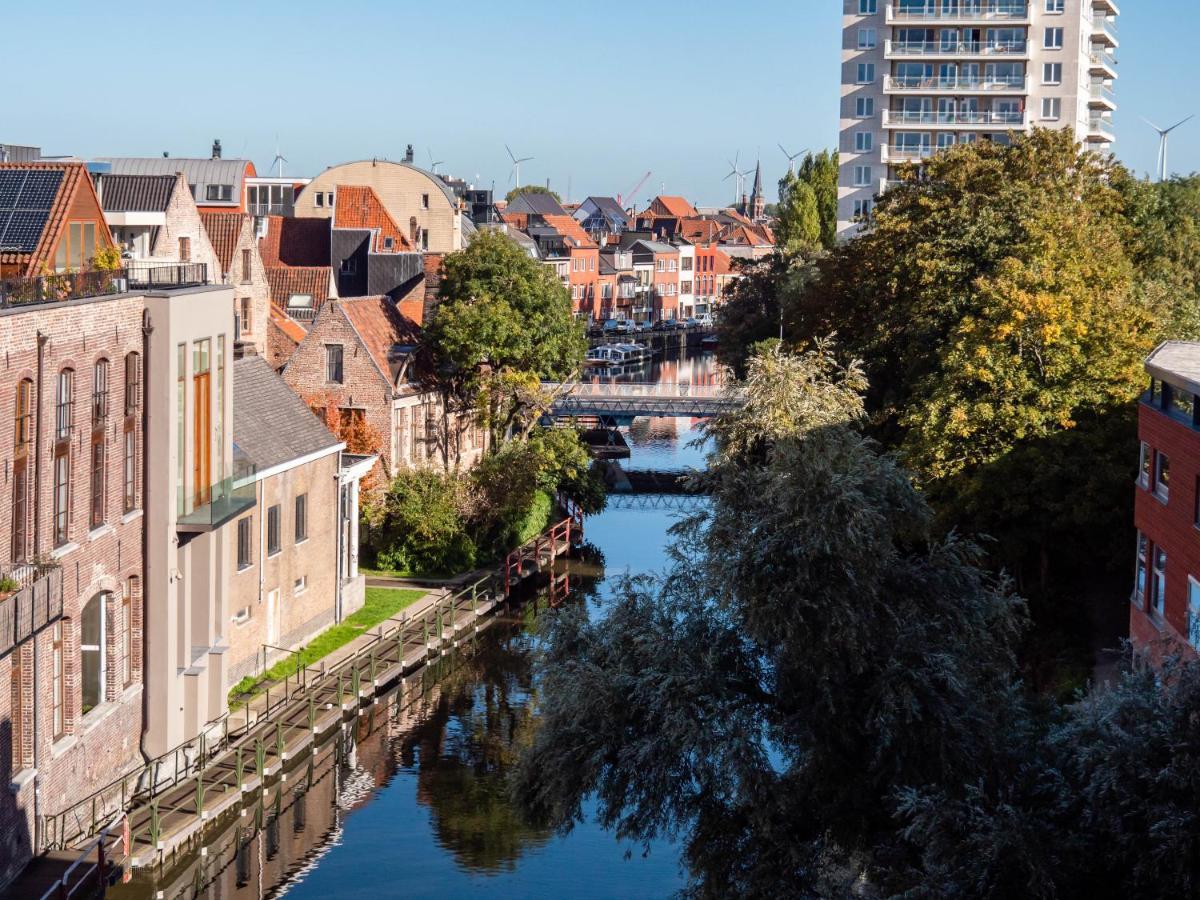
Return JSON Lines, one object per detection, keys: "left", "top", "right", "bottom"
{"left": 585, "top": 343, "right": 653, "bottom": 368}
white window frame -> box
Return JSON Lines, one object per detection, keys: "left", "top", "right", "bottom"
{"left": 856, "top": 97, "right": 875, "bottom": 119}
{"left": 853, "top": 165, "right": 873, "bottom": 187}
{"left": 859, "top": 0, "right": 877, "bottom": 13}
{"left": 1152, "top": 547, "right": 1167, "bottom": 617}
{"left": 1188, "top": 576, "right": 1200, "bottom": 649}
{"left": 857, "top": 62, "right": 876, "bottom": 84}
{"left": 1042, "top": 62, "right": 1062, "bottom": 85}
{"left": 1043, "top": 27, "right": 1064, "bottom": 49}
{"left": 855, "top": 132, "right": 874, "bottom": 152}
{"left": 1138, "top": 441, "right": 1151, "bottom": 489}
{"left": 1156, "top": 450, "right": 1170, "bottom": 501}
{"left": 1044, "top": 0, "right": 1064, "bottom": 12}
{"left": 858, "top": 27, "right": 876, "bottom": 50}
{"left": 1041, "top": 97, "right": 1062, "bottom": 121}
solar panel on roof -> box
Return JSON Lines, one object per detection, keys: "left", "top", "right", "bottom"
{"left": 13, "top": 170, "right": 62, "bottom": 210}
{"left": 0, "top": 171, "right": 27, "bottom": 208}
{"left": 0, "top": 209, "right": 51, "bottom": 253}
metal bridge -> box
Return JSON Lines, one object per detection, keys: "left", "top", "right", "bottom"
{"left": 544, "top": 381, "right": 741, "bottom": 419}
{"left": 605, "top": 493, "right": 709, "bottom": 512}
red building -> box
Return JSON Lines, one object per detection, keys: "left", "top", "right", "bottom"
{"left": 1132, "top": 342, "right": 1200, "bottom": 662}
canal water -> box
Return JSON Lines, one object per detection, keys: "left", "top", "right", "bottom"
{"left": 115, "top": 348, "right": 720, "bottom": 900}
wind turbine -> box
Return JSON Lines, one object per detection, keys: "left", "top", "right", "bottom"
{"left": 723, "top": 151, "right": 742, "bottom": 205}
{"left": 427, "top": 148, "right": 445, "bottom": 175}
{"left": 1143, "top": 115, "right": 1194, "bottom": 182}
{"left": 271, "top": 139, "right": 287, "bottom": 178}
{"left": 505, "top": 144, "right": 534, "bottom": 189}
{"left": 778, "top": 144, "right": 807, "bottom": 175}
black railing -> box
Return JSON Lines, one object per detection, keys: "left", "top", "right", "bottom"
{"left": 0, "top": 264, "right": 209, "bottom": 309}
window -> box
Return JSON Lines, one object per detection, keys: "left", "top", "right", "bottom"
{"left": 421, "top": 193, "right": 430, "bottom": 209}
{"left": 853, "top": 199, "right": 872, "bottom": 219}
{"left": 123, "top": 428, "right": 136, "bottom": 513}
{"left": 859, "top": 0, "right": 877, "bottom": 12}
{"left": 856, "top": 97, "right": 875, "bottom": 118}
{"left": 124, "top": 352, "right": 141, "bottom": 414}
{"left": 1134, "top": 533, "right": 1148, "bottom": 605}
{"left": 855, "top": 132, "right": 874, "bottom": 152}
{"left": 1152, "top": 547, "right": 1167, "bottom": 617}
{"left": 326, "top": 192, "right": 335, "bottom": 207}
{"left": 858, "top": 27, "right": 876, "bottom": 49}
{"left": 81, "top": 593, "right": 106, "bottom": 714}
{"left": 340, "top": 257, "right": 357, "bottom": 276}
{"left": 1189, "top": 577, "right": 1200, "bottom": 649}
{"left": 857, "top": 63, "right": 876, "bottom": 84}
{"left": 287, "top": 294, "right": 313, "bottom": 311}
{"left": 326, "top": 345, "right": 344, "bottom": 384}
{"left": 240, "top": 297, "right": 253, "bottom": 336}
{"left": 90, "top": 437, "right": 106, "bottom": 529}
{"left": 1041, "top": 98, "right": 1062, "bottom": 120}
{"left": 241, "top": 248, "right": 252, "bottom": 284}
{"left": 1043, "top": 63, "right": 1062, "bottom": 85}
{"left": 854, "top": 165, "right": 873, "bottom": 187}
{"left": 1045, "top": 0, "right": 1064, "bottom": 11}
{"left": 237, "top": 516, "right": 253, "bottom": 570}
{"left": 294, "top": 575, "right": 307, "bottom": 596}
{"left": 295, "top": 493, "right": 307, "bottom": 542}
{"left": 92, "top": 359, "right": 109, "bottom": 422}
{"left": 11, "top": 655, "right": 24, "bottom": 772}
{"left": 267, "top": 504, "right": 281, "bottom": 556}
{"left": 383, "top": 236, "right": 394, "bottom": 250}
{"left": 1156, "top": 451, "right": 1170, "bottom": 500}
{"left": 12, "top": 378, "right": 32, "bottom": 562}
{"left": 121, "top": 579, "right": 134, "bottom": 687}
{"left": 54, "top": 446, "right": 70, "bottom": 547}
{"left": 232, "top": 606, "right": 251, "bottom": 625}
{"left": 315, "top": 192, "right": 324, "bottom": 208}
{"left": 1043, "top": 27, "right": 1063, "bottom": 49}
{"left": 176, "top": 344, "right": 186, "bottom": 516}
{"left": 1138, "top": 442, "right": 1151, "bottom": 488}
{"left": 1171, "top": 387, "right": 1195, "bottom": 420}
{"left": 52, "top": 622, "right": 64, "bottom": 738}
{"left": 56, "top": 368, "right": 74, "bottom": 440}
{"left": 192, "top": 340, "right": 212, "bottom": 508}
{"left": 205, "top": 184, "right": 234, "bottom": 202}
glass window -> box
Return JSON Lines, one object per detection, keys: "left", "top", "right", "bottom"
{"left": 56, "top": 368, "right": 74, "bottom": 440}
{"left": 267, "top": 504, "right": 281, "bottom": 556}
{"left": 326, "top": 345, "right": 344, "bottom": 384}
{"left": 90, "top": 438, "right": 106, "bottom": 529}
{"left": 52, "top": 622, "right": 64, "bottom": 738}
{"left": 1139, "top": 442, "right": 1151, "bottom": 488}
{"left": 1042, "top": 63, "right": 1062, "bottom": 84}
{"left": 124, "top": 352, "right": 141, "bottom": 414}
{"left": 1171, "top": 387, "right": 1194, "bottom": 420}
{"left": 855, "top": 132, "right": 874, "bottom": 152}
{"left": 858, "top": 27, "right": 876, "bottom": 49}
{"left": 123, "top": 427, "right": 136, "bottom": 513}
{"left": 1043, "top": 27, "right": 1063, "bottom": 49}
{"left": 1134, "top": 533, "right": 1148, "bottom": 606}
{"left": 81, "top": 593, "right": 106, "bottom": 714}
{"left": 859, "top": 0, "right": 877, "bottom": 12}
{"left": 1152, "top": 547, "right": 1167, "bottom": 617}
{"left": 1189, "top": 577, "right": 1200, "bottom": 650}
{"left": 853, "top": 199, "right": 872, "bottom": 219}
{"left": 854, "top": 166, "right": 873, "bottom": 186}
{"left": 92, "top": 359, "right": 109, "bottom": 422}
{"left": 122, "top": 579, "right": 134, "bottom": 687}
{"left": 1041, "top": 98, "right": 1061, "bottom": 120}
{"left": 1045, "top": 0, "right": 1064, "bottom": 11}
{"left": 53, "top": 450, "right": 70, "bottom": 546}
{"left": 295, "top": 493, "right": 307, "bottom": 543}
{"left": 237, "top": 516, "right": 253, "bottom": 570}
{"left": 857, "top": 62, "right": 876, "bottom": 84}
{"left": 856, "top": 97, "right": 875, "bottom": 118}
{"left": 1156, "top": 451, "right": 1170, "bottom": 499}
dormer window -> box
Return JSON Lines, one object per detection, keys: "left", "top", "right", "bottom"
{"left": 287, "top": 293, "right": 313, "bottom": 310}
{"left": 205, "top": 184, "right": 234, "bottom": 202}
{"left": 383, "top": 237, "right": 395, "bottom": 250}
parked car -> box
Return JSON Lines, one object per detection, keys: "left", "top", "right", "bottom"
{"left": 684, "top": 317, "right": 701, "bottom": 329}
{"left": 696, "top": 313, "right": 714, "bottom": 327}
{"left": 603, "top": 318, "right": 636, "bottom": 335}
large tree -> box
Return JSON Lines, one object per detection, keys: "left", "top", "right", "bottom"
{"left": 505, "top": 184, "right": 561, "bottom": 204}
{"left": 773, "top": 171, "right": 821, "bottom": 257}
{"left": 795, "top": 150, "right": 839, "bottom": 249}
{"left": 426, "top": 229, "right": 587, "bottom": 446}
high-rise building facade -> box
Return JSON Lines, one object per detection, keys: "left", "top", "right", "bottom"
{"left": 837, "top": 0, "right": 1119, "bottom": 238}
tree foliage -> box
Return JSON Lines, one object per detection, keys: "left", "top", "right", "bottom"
{"left": 773, "top": 172, "right": 821, "bottom": 257}
{"left": 505, "top": 184, "right": 561, "bottom": 204}
{"left": 795, "top": 150, "right": 839, "bottom": 249}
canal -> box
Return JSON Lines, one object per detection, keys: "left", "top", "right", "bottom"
{"left": 113, "top": 347, "right": 720, "bottom": 900}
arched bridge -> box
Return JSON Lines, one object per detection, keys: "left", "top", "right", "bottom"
{"left": 543, "top": 382, "right": 742, "bottom": 419}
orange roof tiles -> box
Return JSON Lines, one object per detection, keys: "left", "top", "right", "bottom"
{"left": 265, "top": 266, "right": 333, "bottom": 309}
{"left": 542, "top": 214, "right": 597, "bottom": 249}
{"left": 269, "top": 303, "right": 308, "bottom": 343}
{"left": 680, "top": 218, "right": 722, "bottom": 244}
{"left": 332, "top": 185, "right": 411, "bottom": 252}
{"left": 199, "top": 211, "right": 248, "bottom": 274}
{"left": 652, "top": 196, "right": 697, "bottom": 218}
{"left": 259, "top": 215, "right": 330, "bottom": 267}
{"left": 337, "top": 297, "right": 423, "bottom": 387}
{"left": 0, "top": 162, "right": 103, "bottom": 276}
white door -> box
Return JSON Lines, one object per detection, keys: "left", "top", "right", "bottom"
{"left": 267, "top": 589, "right": 280, "bottom": 646}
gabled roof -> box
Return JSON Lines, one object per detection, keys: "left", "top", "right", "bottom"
{"left": 651, "top": 196, "right": 696, "bottom": 218}
{"left": 259, "top": 215, "right": 330, "bottom": 267}
{"left": 541, "top": 214, "right": 597, "bottom": 249}
{"left": 336, "top": 297, "right": 424, "bottom": 389}
{"left": 199, "top": 211, "right": 248, "bottom": 274}
{"left": 505, "top": 191, "right": 569, "bottom": 217}
{"left": 332, "top": 185, "right": 412, "bottom": 252}
{"left": 98, "top": 157, "right": 255, "bottom": 206}
{"left": 630, "top": 239, "right": 677, "bottom": 255}
{"left": 233, "top": 354, "right": 340, "bottom": 471}
{"left": 713, "top": 249, "right": 735, "bottom": 274}
{"left": 580, "top": 196, "right": 629, "bottom": 224}
{"left": 265, "top": 266, "right": 333, "bottom": 311}
{"left": 269, "top": 302, "right": 308, "bottom": 344}
{"left": 0, "top": 162, "right": 107, "bottom": 276}
{"left": 680, "top": 218, "right": 723, "bottom": 244}
{"left": 100, "top": 174, "right": 176, "bottom": 212}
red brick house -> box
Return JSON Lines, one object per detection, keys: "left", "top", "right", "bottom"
{"left": 543, "top": 215, "right": 599, "bottom": 319}
{"left": 1132, "top": 342, "right": 1200, "bottom": 663}
{"left": 200, "top": 212, "right": 271, "bottom": 354}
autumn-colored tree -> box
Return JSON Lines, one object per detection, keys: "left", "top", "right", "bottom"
{"left": 306, "top": 391, "right": 385, "bottom": 492}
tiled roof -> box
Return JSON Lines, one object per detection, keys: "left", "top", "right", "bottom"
{"left": 506, "top": 191, "right": 569, "bottom": 217}
{"left": 541, "top": 214, "right": 597, "bottom": 249}
{"left": 265, "top": 266, "right": 333, "bottom": 311}
{"left": 233, "top": 355, "right": 340, "bottom": 471}
{"left": 100, "top": 174, "right": 176, "bottom": 212}
{"left": 680, "top": 218, "right": 722, "bottom": 244}
{"left": 259, "top": 215, "right": 330, "bottom": 267}
{"left": 199, "top": 211, "right": 248, "bottom": 274}
{"left": 653, "top": 196, "right": 696, "bottom": 218}
{"left": 337, "top": 297, "right": 423, "bottom": 389}
{"left": 0, "top": 161, "right": 92, "bottom": 275}
{"left": 713, "top": 249, "right": 735, "bottom": 274}
{"left": 269, "top": 302, "right": 308, "bottom": 343}
{"left": 332, "top": 185, "right": 411, "bottom": 252}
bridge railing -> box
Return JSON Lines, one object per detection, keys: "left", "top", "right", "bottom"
{"left": 544, "top": 381, "right": 734, "bottom": 400}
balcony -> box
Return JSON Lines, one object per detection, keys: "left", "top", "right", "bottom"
{"left": 1091, "top": 15, "right": 1119, "bottom": 47}
{"left": 1093, "top": 0, "right": 1119, "bottom": 14}
{"left": 1086, "top": 115, "right": 1116, "bottom": 143}
{"left": 0, "top": 263, "right": 209, "bottom": 310}
{"left": 0, "top": 563, "right": 63, "bottom": 658}
{"left": 883, "top": 144, "right": 937, "bottom": 163}
{"left": 177, "top": 447, "right": 257, "bottom": 534}
{"left": 883, "top": 74, "right": 1028, "bottom": 95}
{"left": 884, "top": 39, "right": 1028, "bottom": 59}
{"left": 1088, "top": 49, "right": 1118, "bottom": 79}
{"left": 882, "top": 109, "right": 1028, "bottom": 128}
{"left": 885, "top": 2, "right": 1029, "bottom": 24}
{"left": 1088, "top": 81, "right": 1117, "bottom": 110}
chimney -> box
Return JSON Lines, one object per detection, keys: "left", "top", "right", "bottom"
{"left": 404, "top": 144, "right": 414, "bottom": 164}
{"left": 212, "top": 139, "right": 222, "bottom": 159}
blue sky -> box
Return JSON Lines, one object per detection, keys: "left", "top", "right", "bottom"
{"left": 4, "top": 1, "right": 1188, "bottom": 206}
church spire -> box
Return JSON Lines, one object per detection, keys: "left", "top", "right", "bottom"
{"left": 750, "top": 159, "right": 765, "bottom": 220}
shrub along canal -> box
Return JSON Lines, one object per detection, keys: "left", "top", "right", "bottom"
{"left": 111, "top": 348, "right": 719, "bottom": 899}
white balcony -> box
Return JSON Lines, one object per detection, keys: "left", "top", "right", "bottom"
{"left": 884, "top": 39, "right": 1028, "bottom": 60}
{"left": 883, "top": 144, "right": 937, "bottom": 163}
{"left": 1091, "top": 15, "right": 1119, "bottom": 48}
{"left": 881, "top": 109, "right": 1029, "bottom": 129}
{"left": 1088, "top": 49, "right": 1118, "bottom": 79}
{"left": 1093, "top": 0, "right": 1119, "bottom": 14}
{"left": 1086, "top": 115, "right": 1116, "bottom": 143}
{"left": 885, "top": 2, "right": 1030, "bottom": 25}
{"left": 1088, "top": 81, "right": 1117, "bottom": 110}
{"left": 883, "top": 74, "right": 1029, "bottom": 95}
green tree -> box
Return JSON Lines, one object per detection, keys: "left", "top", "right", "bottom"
{"left": 514, "top": 345, "right": 1028, "bottom": 896}
{"left": 715, "top": 252, "right": 821, "bottom": 376}
{"left": 1121, "top": 173, "right": 1200, "bottom": 340}
{"left": 795, "top": 150, "right": 839, "bottom": 249}
{"left": 368, "top": 469, "right": 477, "bottom": 575}
{"left": 505, "top": 185, "right": 561, "bottom": 204}
{"left": 773, "top": 172, "right": 821, "bottom": 256}
{"left": 428, "top": 230, "right": 587, "bottom": 445}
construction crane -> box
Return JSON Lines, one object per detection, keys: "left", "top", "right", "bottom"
{"left": 617, "top": 171, "right": 651, "bottom": 210}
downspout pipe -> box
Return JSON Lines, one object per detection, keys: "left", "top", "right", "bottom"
{"left": 138, "top": 309, "right": 154, "bottom": 765}
{"left": 31, "top": 330, "right": 47, "bottom": 851}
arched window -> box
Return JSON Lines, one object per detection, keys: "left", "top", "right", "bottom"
{"left": 80, "top": 592, "right": 108, "bottom": 714}
{"left": 12, "top": 378, "right": 33, "bottom": 562}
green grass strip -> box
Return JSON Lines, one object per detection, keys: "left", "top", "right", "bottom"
{"left": 228, "top": 586, "right": 425, "bottom": 707}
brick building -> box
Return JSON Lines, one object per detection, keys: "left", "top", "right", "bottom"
{"left": 1132, "top": 342, "right": 1200, "bottom": 663}
{"left": 200, "top": 212, "right": 271, "bottom": 356}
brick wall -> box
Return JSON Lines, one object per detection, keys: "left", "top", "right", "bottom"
{"left": 231, "top": 218, "right": 272, "bottom": 358}
{"left": 152, "top": 172, "right": 223, "bottom": 285}
{"left": 0, "top": 293, "right": 147, "bottom": 888}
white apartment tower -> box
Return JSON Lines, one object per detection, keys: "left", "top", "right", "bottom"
{"left": 837, "top": 0, "right": 1118, "bottom": 238}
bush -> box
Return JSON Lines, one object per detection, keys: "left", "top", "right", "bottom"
{"left": 370, "top": 469, "right": 477, "bottom": 576}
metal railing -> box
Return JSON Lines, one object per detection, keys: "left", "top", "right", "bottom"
{"left": 1089, "top": 49, "right": 1118, "bottom": 71}
{"left": 886, "top": 2, "right": 1029, "bottom": 21}
{"left": 284, "top": 305, "right": 318, "bottom": 322}
{"left": 1089, "top": 82, "right": 1117, "bottom": 105}
{"left": 1091, "top": 15, "right": 1118, "bottom": 41}
{"left": 886, "top": 39, "right": 1027, "bottom": 56}
{"left": 125, "top": 262, "right": 208, "bottom": 291}
{"left": 883, "top": 109, "right": 1026, "bottom": 126}
{"left": 0, "top": 264, "right": 208, "bottom": 309}
{"left": 884, "top": 74, "right": 1027, "bottom": 92}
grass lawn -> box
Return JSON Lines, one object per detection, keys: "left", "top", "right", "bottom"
{"left": 228, "top": 586, "right": 424, "bottom": 707}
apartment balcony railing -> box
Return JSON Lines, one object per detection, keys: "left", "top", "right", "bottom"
{"left": 177, "top": 447, "right": 257, "bottom": 534}
{"left": 1093, "top": 0, "right": 1119, "bottom": 15}
{"left": 0, "top": 563, "right": 64, "bottom": 658}
{"left": 883, "top": 74, "right": 1028, "bottom": 93}
{"left": 0, "top": 263, "right": 209, "bottom": 310}
{"left": 1087, "top": 116, "right": 1116, "bottom": 142}
{"left": 882, "top": 109, "right": 1027, "bottom": 127}
{"left": 1089, "top": 81, "right": 1117, "bottom": 107}
{"left": 1090, "top": 15, "right": 1119, "bottom": 45}
{"left": 886, "top": 2, "right": 1029, "bottom": 23}
{"left": 884, "top": 144, "right": 937, "bottom": 162}
{"left": 1089, "top": 49, "right": 1118, "bottom": 76}
{"left": 885, "top": 39, "right": 1028, "bottom": 57}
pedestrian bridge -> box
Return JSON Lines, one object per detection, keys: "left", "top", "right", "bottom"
{"left": 543, "top": 381, "right": 742, "bottom": 419}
